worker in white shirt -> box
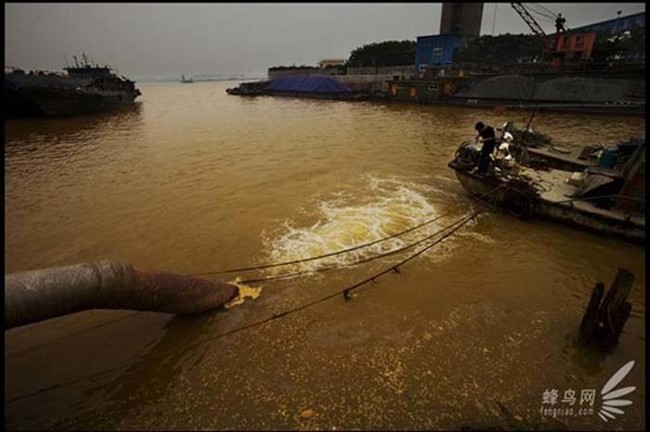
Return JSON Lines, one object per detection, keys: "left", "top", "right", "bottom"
{"left": 495, "top": 124, "right": 514, "bottom": 165}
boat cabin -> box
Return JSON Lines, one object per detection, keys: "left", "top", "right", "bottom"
{"left": 65, "top": 65, "right": 115, "bottom": 79}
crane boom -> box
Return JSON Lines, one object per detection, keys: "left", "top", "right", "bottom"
{"left": 511, "top": 2, "right": 557, "bottom": 53}
{"left": 510, "top": 2, "right": 546, "bottom": 38}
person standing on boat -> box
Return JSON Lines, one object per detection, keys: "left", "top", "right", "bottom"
{"left": 495, "top": 124, "right": 514, "bottom": 160}
{"left": 475, "top": 121, "right": 497, "bottom": 175}
{"left": 496, "top": 123, "right": 514, "bottom": 144}
{"left": 555, "top": 13, "right": 566, "bottom": 33}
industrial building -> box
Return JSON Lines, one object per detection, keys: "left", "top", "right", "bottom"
{"left": 413, "top": 3, "right": 484, "bottom": 76}
{"left": 318, "top": 59, "right": 346, "bottom": 68}
{"left": 568, "top": 11, "right": 645, "bottom": 35}
{"left": 396, "top": 3, "right": 644, "bottom": 112}
{"left": 439, "top": 3, "right": 483, "bottom": 45}
{"left": 414, "top": 34, "right": 461, "bottom": 77}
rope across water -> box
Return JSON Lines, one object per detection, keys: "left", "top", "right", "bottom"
{"left": 5, "top": 184, "right": 508, "bottom": 404}
{"left": 5, "top": 208, "right": 483, "bottom": 405}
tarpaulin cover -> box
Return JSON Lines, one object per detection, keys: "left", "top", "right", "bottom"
{"left": 266, "top": 76, "right": 352, "bottom": 93}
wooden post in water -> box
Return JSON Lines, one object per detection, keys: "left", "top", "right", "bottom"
{"left": 579, "top": 268, "right": 634, "bottom": 350}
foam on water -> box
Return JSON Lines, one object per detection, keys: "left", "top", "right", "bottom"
{"left": 261, "top": 175, "right": 477, "bottom": 276}
{"left": 225, "top": 278, "right": 263, "bottom": 308}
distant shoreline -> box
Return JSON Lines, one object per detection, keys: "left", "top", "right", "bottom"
{"left": 135, "top": 77, "right": 265, "bottom": 83}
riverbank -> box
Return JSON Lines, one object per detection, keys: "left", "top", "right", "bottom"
{"left": 228, "top": 64, "right": 645, "bottom": 116}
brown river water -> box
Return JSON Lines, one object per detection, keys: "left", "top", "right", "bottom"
{"left": 4, "top": 81, "right": 645, "bottom": 430}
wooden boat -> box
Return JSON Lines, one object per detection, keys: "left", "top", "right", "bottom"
{"left": 498, "top": 122, "right": 642, "bottom": 173}
{"left": 447, "top": 139, "right": 645, "bottom": 243}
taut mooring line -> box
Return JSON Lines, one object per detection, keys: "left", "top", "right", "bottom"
{"left": 6, "top": 185, "right": 506, "bottom": 404}
{"left": 6, "top": 209, "right": 482, "bottom": 405}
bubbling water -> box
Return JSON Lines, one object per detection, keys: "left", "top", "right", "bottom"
{"left": 261, "top": 175, "right": 476, "bottom": 276}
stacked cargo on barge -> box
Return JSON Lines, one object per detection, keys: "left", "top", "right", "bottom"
{"left": 227, "top": 76, "right": 369, "bottom": 101}
{"left": 5, "top": 55, "right": 141, "bottom": 118}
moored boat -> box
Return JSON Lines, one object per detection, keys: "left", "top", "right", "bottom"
{"left": 226, "top": 76, "right": 370, "bottom": 101}
{"left": 494, "top": 121, "right": 643, "bottom": 174}
{"left": 5, "top": 55, "right": 141, "bottom": 118}
{"left": 226, "top": 80, "right": 268, "bottom": 96}
{"left": 448, "top": 138, "right": 645, "bottom": 243}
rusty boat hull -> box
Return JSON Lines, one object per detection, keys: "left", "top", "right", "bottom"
{"left": 448, "top": 160, "right": 645, "bottom": 244}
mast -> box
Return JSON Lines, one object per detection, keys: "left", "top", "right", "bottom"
{"left": 73, "top": 55, "right": 80, "bottom": 68}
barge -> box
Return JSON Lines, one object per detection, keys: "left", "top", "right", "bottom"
{"left": 226, "top": 76, "right": 369, "bottom": 101}
{"left": 5, "top": 55, "right": 141, "bottom": 118}
{"left": 448, "top": 138, "right": 645, "bottom": 243}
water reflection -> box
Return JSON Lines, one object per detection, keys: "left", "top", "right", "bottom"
{"left": 4, "top": 103, "right": 145, "bottom": 178}
{"left": 5, "top": 102, "right": 144, "bottom": 147}
{"left": 63, "top": 311, "right": 226, "bottom": 428}
{"left": 564, "top": 331, "right": 606, "bottom": 376}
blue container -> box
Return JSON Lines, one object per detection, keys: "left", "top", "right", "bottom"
{"left": 597, "top": 147, "right": 618, "bottom": 168}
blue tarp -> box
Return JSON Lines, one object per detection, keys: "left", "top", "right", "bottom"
{"left": 266, "top": 76, "right": 352, "bottom": 93}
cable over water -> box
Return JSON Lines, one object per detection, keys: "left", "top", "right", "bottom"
{"left": 186, "top": 211, "right": 453, "bottom": 277}
{"left": 7, "top": 184, "right": 506, "bottom": 367}
{"left": 5, "top": 208, "right": 481, "bottom": 406}
{"left": 238, "top": 210, "right": 481, "bottom": 285}
{"left": 6, "top": 184, "right": 509, "bottom": 405}
{"left": 188, "top": 183, "right": 509, "bottom": 279}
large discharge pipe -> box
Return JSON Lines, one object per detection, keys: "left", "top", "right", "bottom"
{"left": 5, "top": 260, "right": 239, "bottom": 330}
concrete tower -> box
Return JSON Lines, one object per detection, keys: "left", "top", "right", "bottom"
{"left": 440, "top": 3, "right": 484, "bottom": 45}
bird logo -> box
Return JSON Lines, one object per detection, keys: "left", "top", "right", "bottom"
{"left": 597, "top": 360, "right": 636, "bottom": 422}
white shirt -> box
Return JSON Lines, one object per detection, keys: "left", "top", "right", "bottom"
{"left": 499, "top": 131, "right": 514, "bottom": 143}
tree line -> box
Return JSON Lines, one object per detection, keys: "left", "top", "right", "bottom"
{"left": 269, "top": 29, "right": 644, "bottom": 71}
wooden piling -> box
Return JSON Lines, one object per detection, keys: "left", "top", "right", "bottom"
{"left": 579, "top": 268, "right": 634, "bottom": 350}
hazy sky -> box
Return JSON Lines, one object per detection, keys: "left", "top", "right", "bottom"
{"left": 5, "top": 3, "right": 646, "bottom": 80}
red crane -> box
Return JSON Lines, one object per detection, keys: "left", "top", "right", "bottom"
{"left": 510, "top": 4, "right": 596, "bottom": 68}
{"left": 510, "top": 2, "right": 556, "bottom": 54}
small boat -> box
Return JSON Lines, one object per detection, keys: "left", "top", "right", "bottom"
{"left": 181, "top": 74, "right": 194, "bottom": 83}
{"left": 448, "top": 137, "right": 645, "bottom": 243}
{"left": 489, "top": 121, "right": 643, "bottom": 175}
